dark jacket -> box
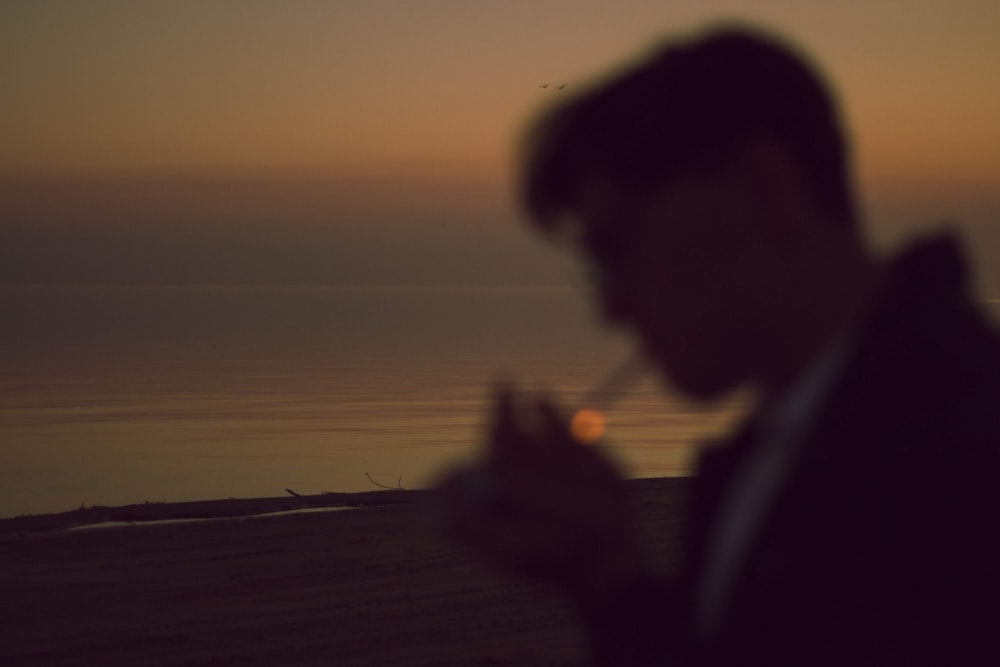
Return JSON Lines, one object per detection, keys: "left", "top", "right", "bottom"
{"left": 587, "top": 234, "right": 1000, "bottom": 666}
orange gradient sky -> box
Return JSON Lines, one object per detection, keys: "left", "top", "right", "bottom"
{"left": 3, "top": 1, "right": 999, "bottom": 181}
{"left": 2, "top": 1, "right": 999, "bottom": 287}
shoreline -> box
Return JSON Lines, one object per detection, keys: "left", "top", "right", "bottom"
{"left": 0, "top": 477, "right": 693, "bottom": 536}
{"left": 0, "top": 487, "right": 433, "bottom": 535}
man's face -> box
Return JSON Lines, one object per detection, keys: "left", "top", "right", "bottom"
{"left": 575, "top": 170, "right": 772, "bottom": 400}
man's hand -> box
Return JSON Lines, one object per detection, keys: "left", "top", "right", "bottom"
{"left": 437, "top": 385, "right": 648, "bottom": 608}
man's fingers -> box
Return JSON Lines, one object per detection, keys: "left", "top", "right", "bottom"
{"left": 490, "top": 383, "right": 546, "bottom": 466}
{"left": 490, "top": 382, "right": 516, "bottom": 436}
{"left": 536, "top": 397, "right": 574, "bottom": 449}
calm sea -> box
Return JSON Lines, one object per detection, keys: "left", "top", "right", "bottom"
{"left": 0, "top": 284, "right": 742, "bottom": 518}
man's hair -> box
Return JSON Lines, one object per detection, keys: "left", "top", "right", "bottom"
{"left": 521, "top": 25, "right": 855, "bottom": 232}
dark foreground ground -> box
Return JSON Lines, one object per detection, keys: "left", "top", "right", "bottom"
{"left": 0, "top": 477, "right": 690, "bottom": 666}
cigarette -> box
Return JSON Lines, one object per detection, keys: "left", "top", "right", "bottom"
{"left": 578, "top": 354, "right": 643, "bottom": 410}
{"left": 570, "top": 355, "right": 643, "bottom": 444}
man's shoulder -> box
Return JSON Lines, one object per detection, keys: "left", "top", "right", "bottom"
{"left": 806, "top": 233, "right": 1000, "bottom": 468}
{"left": 851, "top": 232, "right": 1000, "bottom": 397}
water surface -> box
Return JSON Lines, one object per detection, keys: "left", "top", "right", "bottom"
{"left": 1, "top": 285, "right": 744, "bottom": 517}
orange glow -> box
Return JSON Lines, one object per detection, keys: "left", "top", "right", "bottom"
{"left": 570, "top": 408, "right": 607, "bottom": 444}
{"left": 3, "top": 3, "right": 998, "bottom": 185}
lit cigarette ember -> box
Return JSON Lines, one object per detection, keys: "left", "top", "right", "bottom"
{"left": 568, "top": 356, "right": 642, "bottom": 444}
{"left": 569, "top": 408, "right": 607, "bottom": 444}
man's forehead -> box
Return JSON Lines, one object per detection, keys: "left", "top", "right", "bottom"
{"left": 562, "top": 178, "right": 660, "bottom": 258}
{"left": 569, "top": 172, "right": 703, "bottom": 233}
{"left": 572, "top": 171, "right": 632, "bottom": 214}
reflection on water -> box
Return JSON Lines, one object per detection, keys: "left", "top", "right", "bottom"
{"left": 1, "top": 285, "right": 744, "bottom": 518}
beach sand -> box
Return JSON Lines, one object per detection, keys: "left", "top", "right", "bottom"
{"left": 0, "top": 477, "right": 689, "bottom": 666}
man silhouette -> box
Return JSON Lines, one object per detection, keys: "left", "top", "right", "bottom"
{"left": 441, "top": 25, "right": 1000, "bottom": 666}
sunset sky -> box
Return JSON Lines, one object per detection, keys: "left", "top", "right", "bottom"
{"left": 2, "top": 1, "right": 999, "bottom": 288}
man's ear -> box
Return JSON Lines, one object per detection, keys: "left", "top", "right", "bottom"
{"left": 732, "top": 136, "right": 812, "bottom": 245}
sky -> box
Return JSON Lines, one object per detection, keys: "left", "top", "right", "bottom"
{"left": 2, "top": 1, "right": 999, "bottom": 288}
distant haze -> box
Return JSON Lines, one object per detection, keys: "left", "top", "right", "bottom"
{"left": 3, "top": 173, "right": 1000, "bottom": 297}
{"left": 2, "top": 2, "right": 999, "bottom": 291}
{"left": 0, "top": 172, "right": 578, "bottom": 287}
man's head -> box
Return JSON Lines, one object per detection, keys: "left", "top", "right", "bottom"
{"left": 520, "top": 26, "right": 872, "bottom": 400}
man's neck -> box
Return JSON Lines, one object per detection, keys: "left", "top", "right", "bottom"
{"left": 758, "top": 248, "right": 885, "bottom": 410}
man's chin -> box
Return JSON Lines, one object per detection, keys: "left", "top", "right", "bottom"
{"left": 661, "top": 361, "right": 740, "bottom": 402}
{"left": 638, "top": 335, "right": 739, "bottom": 400}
